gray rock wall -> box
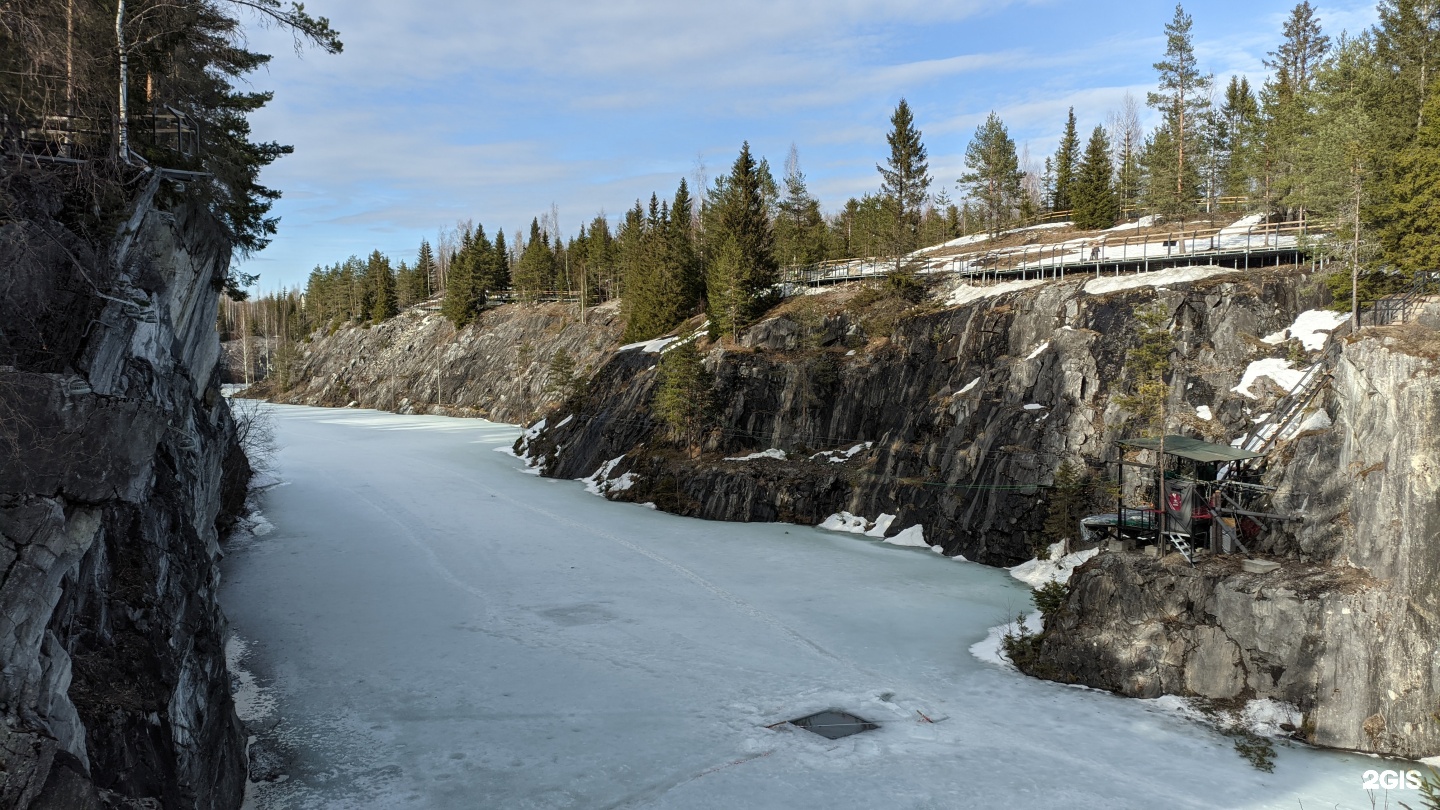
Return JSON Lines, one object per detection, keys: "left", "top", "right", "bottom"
{"left": 0, "top": 175, "right": 248, "bottom": 808}
{"left": 1034, "top": 328, "right": 1440, "bottom": 757}
{"left": 255, "top": 300, "right": 624, "bottom": 425}
{"left": 529, "top": 269, "right": 1327, "bottom": 565}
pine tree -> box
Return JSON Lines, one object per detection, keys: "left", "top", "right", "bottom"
{"left": 705, "top": 142, "right": 778, "bottom": 337}
{"left": 1142, "top": 123, "right": 1201, "bottom": 217}
{"left": 368, "top": 250, "right": 398, "bottom": 322}
{"left": 1073, "top": 126, "right": 1120, "bottom": 229}
{"left": 877, "top": 98, "right": 932, "bottom": 262}
{"left": 1051, "top": 108, "right": 1080, "bottom": 212}
{"left": 775, "top": 145, "right": 828, "bottom": 266}
{"left": 959, "top": 112, "right": 1024, "bottom": 236}
{"left": 1268, "top": 2, "right": 1332, "bottom": 92}
{"left": 1148, "top": 4, "right": 1214, "bottom": 216}
{"left": 395, "top": 261, "right": 416, "bottom": 309}
{"left": 514, "top": 219, "right": 557, "bottom": 301}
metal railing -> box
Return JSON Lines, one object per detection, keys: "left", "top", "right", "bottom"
{"left": 784, "top": 219, "right": 1322, "bottom": 288}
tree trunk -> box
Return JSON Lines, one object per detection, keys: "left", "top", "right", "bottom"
{"left": 116, "top": 0, "right": 130, "bottom": 163}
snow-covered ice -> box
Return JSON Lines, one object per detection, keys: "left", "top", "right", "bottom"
{"left": 224, "top": 405, "right": 1390, "bottom": 810}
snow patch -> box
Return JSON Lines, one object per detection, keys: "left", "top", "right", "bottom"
{"left": 1260, "top": 309, "right": 1349, "bottom": 351}
{"left": 884, "top": 525, "right": 928, "bottom": 548}
{"left": 1022, "top": 403, "right": 1045, "bottom": 412}
{"left": 619, "top": 335, "right": 680, "bottom": 353}
{"left": 725, "top": 448, "right": 787, "bottom": 462}
{"left": 958, "top": 377, "right": 980, "bottom": 395}
{"left": 1195, "top": 405, "right": 1213, "bottom": 421}
{"left": 818, "top": 512, "right": 870, "bottom": 534}
{"left": 865, "top": 514, "right": 896, "bottom": 538}
{"left": 1293, "top": 409, "right": 1332, "bottom": 433}
{"left": 809, "top": 442, "right": 872, "bottom": 463}
{"left": 1232, "top": 358, "right": 1305, "bottom": 398}
{"left": 580, "top": 455, "right": 627, "bottom": 496}
{"left": 969, "top": 611, "right": 1043, "bottom": 670}
{"left": 556, "top": 414, "right": 574, "bottom": 429}
{"left": 1024, "top": 341, "right": 1050, "bottom": 361}
{"left": 1009, "top": 542, "right": 1099, "bottom": 588}
{"left": 1083, "top": 265, "right": 1236, "bottom": 295}
{"left": 946, "top": 278, "right": 1046, "bottom": 307}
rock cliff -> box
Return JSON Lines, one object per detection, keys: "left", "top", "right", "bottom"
{"left": 252, "top": 300, "right": 623, "bottom": 425}
{"left": 1032, "top": 324, "right": 1440, "bottom": 757}
{"left": 0, "top": 169, "right": 249, "bottom": 808}
{"left": 525, "top": 268, "right": 1328, "bottom": 566}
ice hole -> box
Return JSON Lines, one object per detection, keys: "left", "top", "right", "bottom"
{"left": 787, "top": 710, "right": 879, "bottom": 740}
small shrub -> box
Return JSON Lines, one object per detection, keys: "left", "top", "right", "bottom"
{"left": 1033, "top": 580, "right": 1070, "bottom": 625}
{"left": 1228, "top": 729, "right": 1276, "bottom": 773}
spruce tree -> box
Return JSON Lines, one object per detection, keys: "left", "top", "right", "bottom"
{"left": 878, "top": 98, "right": 931, "bottom": 263}
{"left": 654, "top": 342, "right": 712, "bottom": 440}
{"left": 1376, "top": 91, "right": 1440, "bottom": 277}
{"left": 668, "top": 178, "right": 704, "bottom": 312}
{"left": 414, "top": 240, "right": 437, "bottom": 301}
{"left": 1051, "top": 108, "right": 1080, "bottom": 212}
{"left": 1073, "top": 126, "right": 1120, "bottom": 230}
{"left": 442, "top": 230, "right": 477, "bottom": 326}
{"left": 368, "top": 250, "right": 398, "bottom": 322}
{"left": 1220, "top": 76, "right": 1261, "bottom": 201}
{"left": 1372, "top": 0, "right": 1440, "bottom": 142}
{"left": 493, "top": 229, "right": 511, "bottom": 292}
{"left": 959, "top": 112, "right": 1024, "bottom": 236}
{"left": 1148, "top": 4, "right": 1214, "bottom": 216}
{"left": 705, "top": 142, "right": 778, "bottom": 337}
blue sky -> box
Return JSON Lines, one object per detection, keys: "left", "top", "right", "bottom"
{"left": 237, "top": 0, "right": 1379, "bottom": 290}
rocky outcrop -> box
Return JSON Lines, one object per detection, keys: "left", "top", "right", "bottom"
{"left": 253, "top": 300, "right": 624, "bottom": 425}
{"left": 1031, "top": 325, "right": 1440, "bottom": 757}
{"left": 0, "top": 169, "right": 248, "bottom": 808}
{"left": 526, "top": 269, "right": 1328, "bottom": 566}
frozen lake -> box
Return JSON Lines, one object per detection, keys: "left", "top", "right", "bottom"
{"left": 223, "top": 405, "right": 1395, "bottom": 809}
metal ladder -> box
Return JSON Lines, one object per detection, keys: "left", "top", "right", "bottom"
{"left": 1164, "top": 532, "right": 1196, "bottom": 564}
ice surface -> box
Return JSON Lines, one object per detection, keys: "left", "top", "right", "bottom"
{"left": 224, "top": 405, "right": 1388, "bottom": 810}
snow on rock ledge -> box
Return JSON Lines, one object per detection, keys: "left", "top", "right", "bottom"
{"left": 1009, "top": 542, "right": 1099, "bottom": 588}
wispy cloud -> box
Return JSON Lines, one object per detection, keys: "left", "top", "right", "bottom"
{"left": 236, "top": 0, "right": 1381, "bottom": 289}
